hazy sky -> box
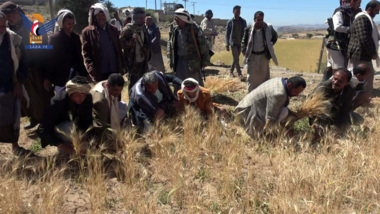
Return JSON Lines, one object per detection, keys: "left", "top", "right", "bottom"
{"left": 111, "top": 0, "right": 379, "bottom": 26}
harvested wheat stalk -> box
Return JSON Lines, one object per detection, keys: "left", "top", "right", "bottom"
{"left": 296, "top": 91, "right": 331, "bottom": 119}
{"left": 285, "top": 91, "right": 331, "bottom": 128}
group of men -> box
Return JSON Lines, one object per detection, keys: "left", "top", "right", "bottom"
{"left": 0, "top": 0, "right": 379, "bottom": 156}
{"left": 237, "top": 0, "right": 380, "bottom": 137}
{"left": 0, "top": 1, "right": 215, "bottom": 156}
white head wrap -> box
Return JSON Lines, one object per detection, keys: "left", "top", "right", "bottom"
{"left": 181, "top": 78, "right": 200, "bottom": 103}
{"left": 88, "top": 3, "right": 111, "bottom": 26}
{"left": 54, "top": 9, "right": 76, "bottom": 33}
{"left": 174, "top": 8, "right": 192, "bottom": 24}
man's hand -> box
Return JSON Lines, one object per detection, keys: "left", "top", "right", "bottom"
{"left": 225, "top": 46, "right": 230, "bottom": 51}
{"left": 132, "top": 33, "right": 137, "bottom": 39}
{"left": 13, "top": 82, "right": 24, "bottom": 100}
{"left": 43, "top": 79, "right": 52, "bottom": 92}
{"left": 154, "top": 108, "right": 165, "bottom": 120}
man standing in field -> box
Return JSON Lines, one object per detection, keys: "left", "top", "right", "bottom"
{"left": 200, "top": 9, "right": 217, "bottom": 52}
{"left": 347, "top": 0, "right": 380, "bottom": 96}
{"left": 0, "top": 12, "right": 31, "bottom": 156}
{"left": 235, "top": 76, "right": 306, "bottom": 135}
{"left": 225, "top": 5, "right": 247, "bottom": 80}
{"left": 167, "top": 8, "right": 210, "bottom": 93}
{"left": 324, "top": 0, "right": 362, "bottom": 80}
{"left": 242, "top": 11, "right": 278, "bottom": 93}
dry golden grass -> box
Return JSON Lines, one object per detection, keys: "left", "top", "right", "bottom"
{"left": 1, "top": 104, "right": 380, "bottom": 213}
{"left": 296, "top": 90, "right": 332, "bottom": 119}
{"left": 204, "top": 76, "right": 245, "bottom": 94}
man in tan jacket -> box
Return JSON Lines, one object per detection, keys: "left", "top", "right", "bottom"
{"left": 91, "top": 74, "right": 127, "bottom": 141}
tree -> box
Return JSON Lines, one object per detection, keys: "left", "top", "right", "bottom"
{"left": 292, "top": 33, "right": 299, "bottom": 39}
{"left": 54, "top": 0, "right": 117, "bottom": 33}
{"left": 306, "top": 33, "right": 313, "bottom": 39}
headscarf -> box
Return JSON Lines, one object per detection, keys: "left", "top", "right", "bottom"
{"left": 132, "top": 7, "right": 145, "bottom": 25}
{"left": 65, "top": 80, "right": 91, "bottom": 95}
{"left": 174, "top": 8, "right": 192, "bottom": 24}
{"left": 54, "top": 9, "right": 76, "bottom": 33}
{"left": 88, "top": 3, "right": 111, "bottom": 26}
{"left": 181, "top": 78, "right": 200, "bottom": 103}
{"left": 0, "top": 1, "right": 19, "bottom": 14}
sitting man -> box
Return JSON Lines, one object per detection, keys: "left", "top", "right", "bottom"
{"left": 177, "top": 78, "right": 214, "bottom": 119}
{"left": 38, "top": 76, "right": 93, "bottom": 155}
{"left": 91, "top": 73, "right": 127, "bottom": 138}
{"left": 129, "top": 70, "right": 182, "bottom": 130}
{"left": 311, "top": 68, "right": 355, "bottom": 130}
{"left": 235, "top": 76, "right": 306, "bottom": 135}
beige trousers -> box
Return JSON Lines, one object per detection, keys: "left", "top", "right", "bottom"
{"left": 247, "top": 54, "right": 270, "bottom": 93}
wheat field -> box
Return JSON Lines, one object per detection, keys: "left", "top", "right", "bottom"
{"left": 211, "top": 39, "right": 327, "bottom": 73}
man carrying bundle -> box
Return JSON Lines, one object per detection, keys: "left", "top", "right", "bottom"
{"left": 235, "top": 76, "right": 306, "bottom": 135}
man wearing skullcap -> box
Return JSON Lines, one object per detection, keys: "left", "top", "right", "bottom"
{"left": 82, "top": 3, "right": 124, "bottom": 82}
{"left": 46, "top": 9, "right": 87, "bottom": 93}
{"left": 177, "top": 78, "right": 215, "bottom": 119}
{"left": 145, "top": 15, "right": 165, "bottom": 72}
{"left": 0, "top": 11, "right": 31, "bottom": 156}
{"left": 1, "top": 1, "right": 53, "bottom": 130}
{"left": 120, "top": 7, "right": 151, "bottom": 91}
{"left": 168, "top": 8, "right": 211, "bottom": 93}
{"left": 38, "top": 76, "right": 93, "bottom": 155}
{"left": 200, "top": 9, "right": 218, "bottom": 51}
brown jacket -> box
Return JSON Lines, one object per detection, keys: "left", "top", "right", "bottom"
{"left": 177, "top": 87, "right": 213, "bottom": 117}
{"left": 82, "top": 24, "right": 124, "bottom": 81}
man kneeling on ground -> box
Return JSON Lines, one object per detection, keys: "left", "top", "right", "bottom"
{"left": 91, "top": 74, "right": 127, "bottom": 147}
{"left": 38, "top": 76, "right": 93, "bottom": 155}
{"left": 177, "top": 78, "right": 216, "bottom": 119}
{"left": 310, "top": 69, "right": 356, "bottom": 132}
{"left": 129, "top": 70, "right": 182, "bottom": 131}
{"left": 235, "top": 76, "right": 306, "bottom": 135}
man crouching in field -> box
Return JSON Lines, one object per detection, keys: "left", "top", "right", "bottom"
{"left": 235, "top": 76, "right": 306, "bottom": 136}
{"left": 38, "top": 76, "right": 93, "bottom": 156}
{"left": 310, "top": 69, "right": 356, "bottom": 133}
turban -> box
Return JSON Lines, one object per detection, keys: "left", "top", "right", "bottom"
{"left": 54, "top": 9, "right": 76, "bottom": 32}
{"left": 65, "top": 80, "right": 91, "bottom": 95}
{"left": 181, "top": 78, "right": 200, "bottom": 103}
{"left": 0, "top": 1, "right": 19, "bottom": 14}
{"left": 175, "top": 8, "right": 192, "bottom": 24}
{"left": 132, "top": 7, "right": 145, "bottom": 25}
{"left": 88, "top": 3, "right": 111, "bottom": 25}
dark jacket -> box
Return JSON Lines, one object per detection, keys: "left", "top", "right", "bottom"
{"left": 38, "top": 90, "right": 93, "bottom": 147}
{"left": 168, "top": 23, "right": 211, "bottom": 72}
{"left": 129, "top": 71, "right": 181, "bottom": 126}
{"left": 225, "top": 17, "right": 247, "bottom": 47}
{"left": 146, "top": 23, "right": 162, "bottom": 53}
{"left": 347, "top": 14, "right": 377, "bottom": 61}
{"left": 0, "top": 30, "right": 27, "bottom": 93}
{"left": 82, "top": 23, "right": 124, "bottom": 81}
{"left": 48, "top": 30, "right": 87, "bottom": 86}
{"left": 313, "top": 79, "right": 355, "bottom": 126}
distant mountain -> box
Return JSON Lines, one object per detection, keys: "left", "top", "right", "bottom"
{"left": 276, "top": 24, "right": 327, "bottom": 33}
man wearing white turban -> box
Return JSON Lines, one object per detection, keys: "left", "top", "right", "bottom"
{"left": 46, "top": 9, "right": 87, "bottom": 93}
{"left": 168, "top": 8, "right": 211, "bottom": 94}
{"left": 82, "top": 3, "right": 124, "bottom": 82}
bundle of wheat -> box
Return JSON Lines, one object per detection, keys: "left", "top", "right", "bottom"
{"left": 296, "top": 90, "right": 331, "bottom": 119}
{"left": 204, "top": 76, "right": 244, "bottom": 94}
{"left": 285, "top": 91, "right": 331, "bottom": 128}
